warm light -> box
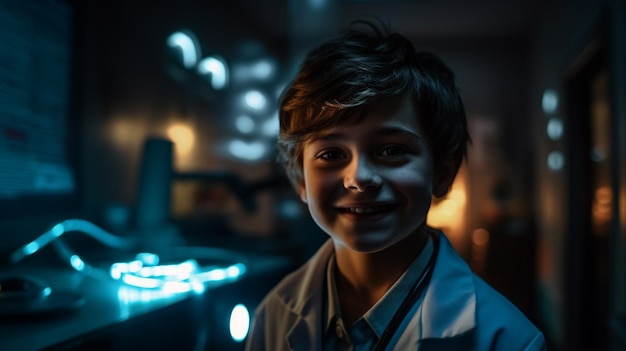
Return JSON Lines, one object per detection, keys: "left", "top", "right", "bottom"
{"left": 427, "top": 170, "right": 467, "bottom": 239}
{"left": 439, "top": 199, "right": 458, "bottom": 217}
{"left": 592, "top": 186, "right": 612, "bottom": 230}
{"left": 109, "top": 116, "right": 145, "bottom": 149}
{"left": 470, "top": 228, "right": 490, "bottom": 274}
{"left": 472, "top": 228, "right": 490, "bottom": 246}
{"left": 167, "top": 124, "right": 195, "bottom": 156}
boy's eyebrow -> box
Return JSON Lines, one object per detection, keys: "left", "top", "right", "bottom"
{"left": 375, "top": 126, "right": 422, "bottom": 141}
{"left": 309, "top": 126, "right": 423, "bottom": 143}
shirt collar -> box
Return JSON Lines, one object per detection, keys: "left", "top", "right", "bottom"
{"left": 325, "top": 235, "right": 435, "bottom": 338}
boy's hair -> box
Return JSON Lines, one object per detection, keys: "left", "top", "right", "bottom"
{"left": 277, "top": 20, "right": 469, "bottom": 195}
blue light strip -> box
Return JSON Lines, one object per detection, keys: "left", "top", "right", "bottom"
{"left": 110, "top": 253, "right": 246, "bottom": 293}
{"left": 9, "top": 219, "right": 137, "bottom": 264}
{"left": 9, "top": 219, "right": 247, "bottom": 295}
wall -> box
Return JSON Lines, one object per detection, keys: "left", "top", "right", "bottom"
{"left": 75, "top": 0, "right": 295, "bottom": 242}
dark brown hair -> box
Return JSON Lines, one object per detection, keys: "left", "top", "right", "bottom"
{"left": 278, "top": 20, "right": 470, "bottom": 194}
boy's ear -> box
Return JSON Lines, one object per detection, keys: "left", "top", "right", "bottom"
{"left": 433, "top": 158, "right": 458, "bottom": 198}
{"left": 298, "top": 183, "right": 308, "bottom": 203}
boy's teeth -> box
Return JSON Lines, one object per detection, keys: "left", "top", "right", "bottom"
{"left": 347, "top": 207, "right": 385, "bottom": 214}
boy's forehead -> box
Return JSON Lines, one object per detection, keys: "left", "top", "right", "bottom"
{"left": 299, "top": 94, "right": 422, "bottom": 142}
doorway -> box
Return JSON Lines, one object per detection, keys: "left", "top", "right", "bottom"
{"left": 564, "top": 41, "right": 612, "bottom": 351}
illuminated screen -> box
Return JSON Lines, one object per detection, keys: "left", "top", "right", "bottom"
{"left": 0, "top": 0, "right": 79, "bottom": 216}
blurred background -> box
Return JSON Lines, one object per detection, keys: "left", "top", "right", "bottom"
{"left": 0, "top": 0, "right": 625, "bottom": 350}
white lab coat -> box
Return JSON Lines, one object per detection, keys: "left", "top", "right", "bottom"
{"left": 245, "top": 231, "right": 546, "bottom": 351}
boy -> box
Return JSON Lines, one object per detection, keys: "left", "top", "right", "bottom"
{"left": 246, "top": 20, "right": 545, "bottom": 350}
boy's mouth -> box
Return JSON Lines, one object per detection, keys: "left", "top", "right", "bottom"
{"left": 338, "top": 204, "right": 396, "bottom": 215}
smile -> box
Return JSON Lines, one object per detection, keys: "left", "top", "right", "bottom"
{"left": 339, "top": 205, "right": 395, "bottom": 215}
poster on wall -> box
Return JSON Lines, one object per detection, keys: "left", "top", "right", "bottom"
{"left": 0, "top": 0, "right": 75, "bottom": 200}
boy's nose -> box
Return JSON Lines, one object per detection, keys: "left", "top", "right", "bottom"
{"left": 343, "top": 156, "right": 382, "bottom": 192}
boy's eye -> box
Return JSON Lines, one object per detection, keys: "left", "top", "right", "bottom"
{"left": 379, "top": 146, "right": 407, "bottom": 157}
{"left": 317, "top": 150, "right": 346, "bottom": 160}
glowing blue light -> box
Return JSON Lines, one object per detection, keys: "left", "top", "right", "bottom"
{"left": 111, "top": 254, "right": 245, "bottom": 294}
{"left": 227, "top": 263, "right": 246, "bottom": 277}
{"left": 235, "top": 115, "right": 255, "bottom": 134}
{"left": 23, "top": 242, "right": 40, "bottom": 255}
{"left": 197, "top": 56, "right": 229, "bottom": 90}
{"left": 542, "top": 89, "right": 559, "bottom": 114}
{"left": 308, "top": 0, "right": 328, "bottom": 9}
{"left": 10, "top": 218, "right": 136, "bottom": 266}
{"left": 243, "top": 90, "right": 267, "bottom": 110}
{"left": 206, "top": 268, "right": 227, "bottom": 281}
{"left": 547, "top": 151, "right": 564, "bottom": 171}
{"left": 261, "top": 115, "right": 279, "bottom": 136}
{"left": 167, "top": 31, "right": 200, "bottom": 69}
{"left": 193, "top": 263, "right": 246, "bottom": 282}
{"left": 110, "top": 263, "right": 126, "bottom": 279}
{"left": 162, "top": 280, "right": 194, "bottom": 294}
{"left": 122, "top": 274, "right": 162, "bottom": 289}
{"left": 116, "top": 284, "right": 206, "bottom": 312}
{"left": 136, "top": 259, "right": 198, "bottom": 279}
{"left": 232, "top": 59, "right": 276, "bottom": 82}
{"left": 250, "top": 60, "right": 273, "bottom": 79}
{"left": 70, "top": 255, "right": 86, "bottom": 271}
{"left": 228, "top": 140, "right": 266, "bottom": 161}
{"left": 279, "top": 199, "right": 303, "bottom": 219}
{"left": 51, "top": 223, "right": 65, "bottom": 237}
{"left": 129, "top": 260, "right": 143, "bottom": 273}
{"left": 229, "top": 304, "right": 250, "bottom": 342}
{"left": 136, "top": 252, "right": 159, "bottom": 266}
{"left": 546, "top": 117, "right": 564, "bottom": 140}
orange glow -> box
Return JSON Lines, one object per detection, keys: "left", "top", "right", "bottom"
{"left": 470, "top": 228, "right": 490, "bottom": 274}
{"left": 592, "top": 185, "right": 612, "bottom": 231}
{"left": 427, "top": 169, "right": 468, "bottom": 242}
{"left": 472, "top": 228, "right": 490, "bottom": 246}
{"left": 109, "top": 116, "right": 144, "bottom": 148}
{"left": 167, "top": 124, "right": 195, "bottom": 159}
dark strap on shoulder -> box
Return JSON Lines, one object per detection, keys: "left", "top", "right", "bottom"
{"left": 373, "top": 230, "right": 440, "bottom": 351}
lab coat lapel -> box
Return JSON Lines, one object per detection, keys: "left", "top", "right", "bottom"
{"left": 420, "top": 233, "right": 477, "bottom": 340}
{"left": 284, "top": 240, "right": 334, "bottom": 351}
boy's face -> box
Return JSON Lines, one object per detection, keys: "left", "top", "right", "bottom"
{"left": 298, "top": 94, "right": 436, "bottom": 253}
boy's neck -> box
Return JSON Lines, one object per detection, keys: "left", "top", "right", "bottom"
{"left": 333, "top": 227, "right": 429, "bottom": 325}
